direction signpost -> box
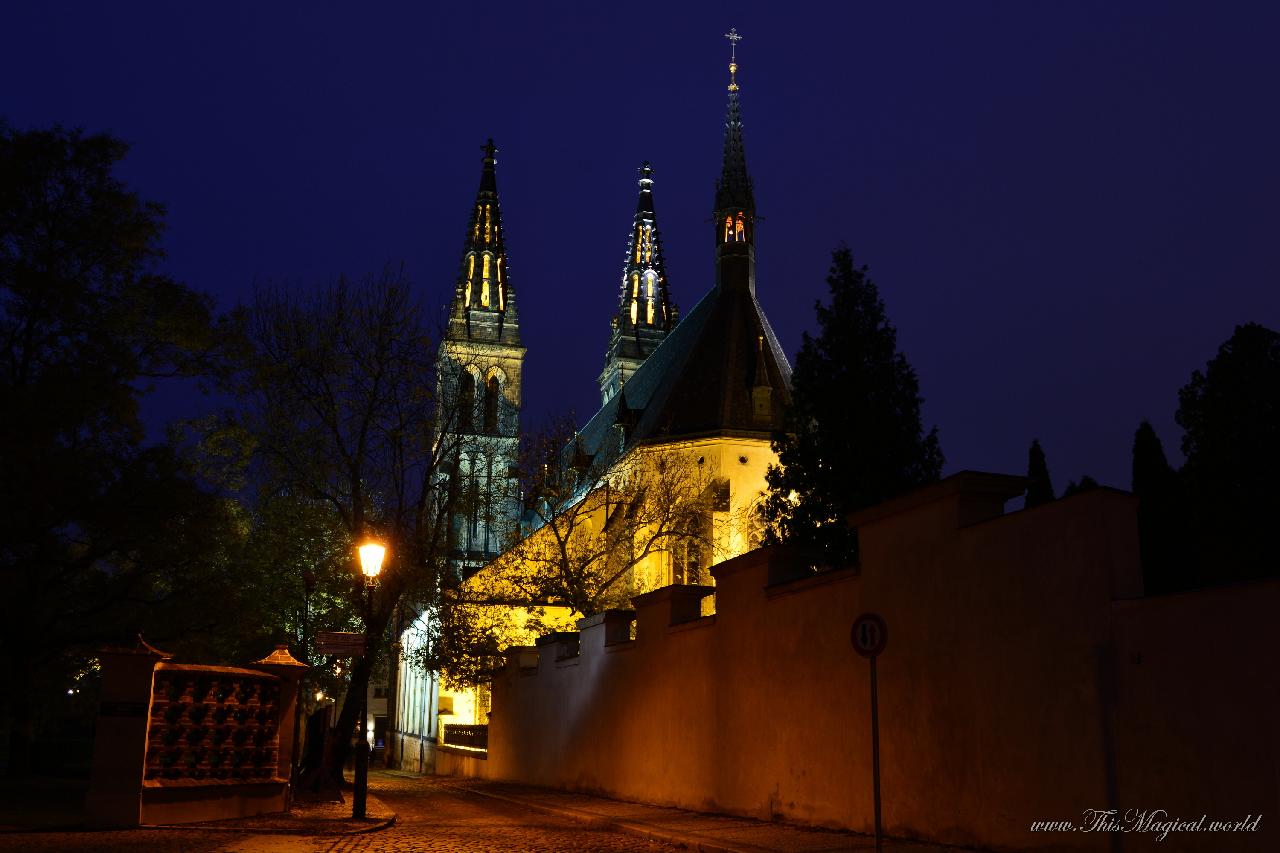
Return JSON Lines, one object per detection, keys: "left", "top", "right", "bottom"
{"left": 852, "top": 613, "right": 888, "bottom": 853}
{"left": 316, "top": 631, "right": 366, "bottom": 657}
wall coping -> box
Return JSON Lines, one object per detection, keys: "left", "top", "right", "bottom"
{"left": 631, "top": 584, "right": 715, "bottom": 608}
{"left": 668, "top": 615, "right": 716, "bottom": 634}
{"left": 846, "top": 470, "right": 1026, "bottom": 529}
{"left": 765, "top": 565, "right": 858, "bottom": 600}
{"left": 576, "top": 609, "right": 636, "bottom": 630}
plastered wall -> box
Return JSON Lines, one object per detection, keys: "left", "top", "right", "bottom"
{"left": 438, "top": 472, "right": 1277, "bottom": 852}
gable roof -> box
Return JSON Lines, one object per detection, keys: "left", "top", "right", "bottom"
{"left": 577, "top": 280, "right": 792, "bottom": 458}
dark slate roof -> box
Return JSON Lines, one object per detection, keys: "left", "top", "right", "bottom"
{"left": 577, "top": 281, "right": 792, "bottom": 457}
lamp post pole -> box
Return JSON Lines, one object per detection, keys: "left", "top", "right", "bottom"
{"left": 353, "top": 542, "right": 384, "bottom": 820}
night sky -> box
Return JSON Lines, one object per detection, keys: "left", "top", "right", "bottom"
{"left": 6, "top": 2, "right": 1278, "bottom": 492}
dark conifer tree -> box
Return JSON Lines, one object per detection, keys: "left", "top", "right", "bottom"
{"left": 1025, "top": 439, "right": 1055, "bottom": 508}
{"left": 1060, "top": 475, "right": 1099, "bottom": 498}
{"left": 1131, "top": 420, "right": 1193, "bottom": 593}
{"left": 1176, "top": 322, "right": 1280, "bottom": 582}
{"left": 761, "top": 247, "right": 943, "bottom": 563}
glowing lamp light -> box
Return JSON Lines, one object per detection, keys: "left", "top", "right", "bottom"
{"left": 359, "top": 542, "right": 385, "bottom": 579}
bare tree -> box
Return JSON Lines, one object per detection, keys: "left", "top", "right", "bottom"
{"left": 238, "top": 267, "right": 470, "bottom": 785}
{"left": 477, "top": 419, "right": 726, "bottom": 618}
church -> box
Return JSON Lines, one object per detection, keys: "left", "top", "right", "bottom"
{"left": 392, "top": 39, "right": 793, "bottom": 769}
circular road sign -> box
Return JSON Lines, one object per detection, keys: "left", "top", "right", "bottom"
{"left": 851, "top": 613, "right": 888, "bottom": 658}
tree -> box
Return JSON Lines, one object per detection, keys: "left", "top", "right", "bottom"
{"left": 1025, "top": 439, "right": 1055, "bottom": 508}
{"left": 509, "top": 423, "right": 722, "bottom": 614}
{"left": 0, "top": 125, "right": 236, "bottom": 774}
{"left": 411, "top": 419, "right": 727, "bottom": 690}
{"left": 760, "top": 247, "right": 943, "bottom": 563}
{"left": 1175, "top": 322, "right": 1280, "bottom": 582}
{"left": 1060, "top": 474, "right": 1100, "bottom": 498}
{"left": 1131, "top": 420, "right": 1194, "bottom": 594}
{"left": 231, "top": 269, "right": 462, "bottom": 786}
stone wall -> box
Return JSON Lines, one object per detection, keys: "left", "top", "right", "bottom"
{"left": 437, "top": 472, "right": 1278, "bottom": 852}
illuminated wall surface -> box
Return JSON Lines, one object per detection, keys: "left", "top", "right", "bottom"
{"left": 433, "top": 435, "right": 777, "bottom": 734}
{"left": 437, "top": 474, "right": 1278, "bottom": 853}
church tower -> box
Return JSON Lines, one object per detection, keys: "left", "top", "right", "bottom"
{"left": 598, "top": 163, "right": 677, "bottom": 405}
{"left": 439, "top": 140, "right": 525, "bottom": 576}
{"left": 715, "top": 28, "right": 756, "bottom": 297}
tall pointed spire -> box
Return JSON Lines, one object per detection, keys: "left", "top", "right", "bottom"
{"left": 447, "top": 138, "right": 520, "bottom": 345}
{"left": 598, "top": 162, "right": 678, "bottom": 405}
{"left": 714, "top": 28, "right": 756, "bottom": 294}
{"left": 438, "top": 140, "right": 526, "bottom": 577}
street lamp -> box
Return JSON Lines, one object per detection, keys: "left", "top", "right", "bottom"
{"left": 353, "top": 541, "right": 384, "bottom": 819}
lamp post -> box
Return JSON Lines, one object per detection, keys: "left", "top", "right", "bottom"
{"left": 353, "top": 541, "right": 384, "bottom": 819}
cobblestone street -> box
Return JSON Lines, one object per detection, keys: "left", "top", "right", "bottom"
{"left": 0, "top": 772, "right": 683, "bottom": 853}
{"left": 312, "top": 773, "right": 683, "bottom": 853}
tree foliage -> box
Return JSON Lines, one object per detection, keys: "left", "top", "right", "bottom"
{"left": 500, "top": 422, "right": 723, "bottom": 615}
{"left": 1130, "top": 420, "right": 1193, "bottom": 594}
{"left": 760, "top": 247, "right": 943, "bottom": 563}
{"left": 228, "top": 269, "right": 462, "bottom": 781}
{"left": 415, "top": 420, "right": 728, "bottom": 687}
{"left": 1025, "top": 439, "right": 1055, "bottom": 508}
{"left": 1175, "top": 322, "right": 1280, "bottom": 581}
{"left": 0, "top": 125, "right": 237, "bottom": 774}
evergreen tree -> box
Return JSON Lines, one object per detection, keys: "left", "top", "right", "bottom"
{"left": 1131, "top": 420, "right": 1193, "bottom": 594}
{"left": 1025, "top": 439, "right": 1055, "bottom": 508}
{"left": 761, "top": 247, "right": 943, "bottom": 563}
{"left": 1060, "top": 475, "right": 1099, "bottom": 497}
{"left": 1176, "top": 322, "right": 1280, "bottom": 581}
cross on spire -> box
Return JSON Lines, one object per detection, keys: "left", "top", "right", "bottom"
{"left": 724, "top": 27, "right": 741, "bottom": 61}
{"left": 724, "top": 27, "right": 742, "bottom": 91}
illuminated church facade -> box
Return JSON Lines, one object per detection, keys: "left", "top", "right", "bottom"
{"left": 393, "top": 40, "right": 793, "bottom": 766}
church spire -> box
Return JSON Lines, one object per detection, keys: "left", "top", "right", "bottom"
{"left": 448, "top": 138, "right": 520, "bottom": 345}
{"left": 714, "top": 28, "right": 756, "bottom": 295}
{"left": 598, "top": 162, "right": 678, "bottom": 405}
{"left": 438, "top": 140, "right": 526, "bottom": 577}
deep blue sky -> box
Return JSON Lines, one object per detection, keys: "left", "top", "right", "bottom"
{"left": 5, "top": 2, "right": 1278, "bottom": 491}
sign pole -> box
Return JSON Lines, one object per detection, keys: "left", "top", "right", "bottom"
{"left": 851, "top": 612, "right": 888, "bottom": 853}
{"left": 870, "top": 654, "right": 882, "bottom": 853}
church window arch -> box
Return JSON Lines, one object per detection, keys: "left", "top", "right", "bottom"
{"left": 464, "top": 254, "right": 474, "bottom": 307}
{"left": 734, "top": 214, "right": 745, "bottom": 241}
{"left": 483, "top": 374, "right": 501, "bottom": 434}
{"left": 723, "top": 215, "right": 733, "bottom": 242}
{"left": 644, "top": 271, "right": 656, "bottom": 324}
{"left": 458, "top": 370, "right": 476, "bottom": 432}
{"left": 481, "top": 253, "right": 492, "bottom": 307}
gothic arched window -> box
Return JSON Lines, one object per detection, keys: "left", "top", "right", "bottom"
{"left": 483, "top": 375, "right": 500, "bottom": 434}
{"left": 458, "top": 371, "right": 475, "bottom": 432}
